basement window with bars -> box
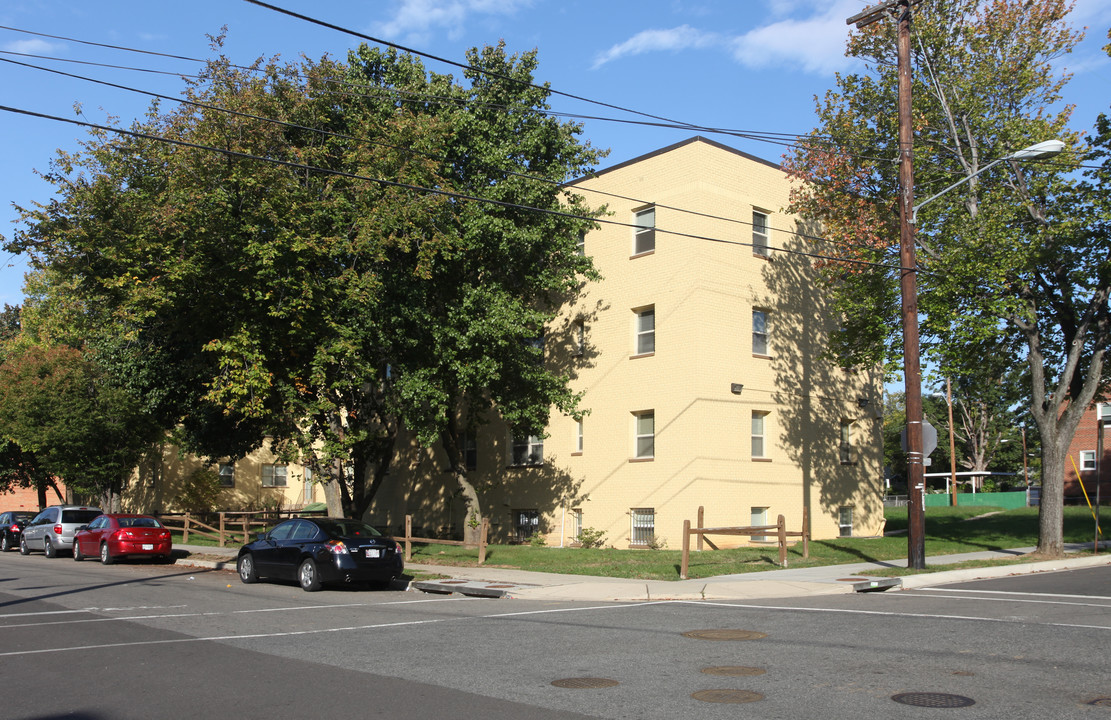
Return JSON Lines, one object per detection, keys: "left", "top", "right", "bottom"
{"left": 630, "top": 508, "right": 655, "bottom": 546}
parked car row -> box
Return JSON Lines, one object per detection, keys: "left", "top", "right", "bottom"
{"left": 1, "top": 505, "right": 173, "bottom": 564}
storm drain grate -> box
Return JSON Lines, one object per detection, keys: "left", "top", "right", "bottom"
{"left": 892, "top": 692, "right": 975, "bottom": 708}
{"left": 691, "top": 689, "right": 765, "bottom": 704}
{"left": 551, "top": 677, "right": 619, "bottom": 689}
{"left": 1088, "top": 698, "right": 1111, "bottom": 707}
{"left": 701, "top": 666, "right": 766, "bottom": 677}
{"left": 682, "top": 629, "right": 767, "bottom": 641}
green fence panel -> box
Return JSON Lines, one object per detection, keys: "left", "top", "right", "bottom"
{"left": 924, "top": 491, "right": 1028, "bottom": 509}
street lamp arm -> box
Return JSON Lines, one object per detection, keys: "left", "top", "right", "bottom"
{"left": 912, "top": 157, "right": 1008, "bottom": 223}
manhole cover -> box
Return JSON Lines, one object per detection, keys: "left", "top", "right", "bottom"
{"left": 691, "top": 689, "right": 764, "bottom": 704}
{"left": 1088, "top": 698, "right": 1111, "bottom": 707}
{"left": 892, "top": 692, "right": 975, "bottom": 708}
{"left": 682, "top": 629, "right": 767, "bottom": 641}
{"left": 837, "top": 577, "right": 869, "bottom": 582}
{"left": 701, "top": 666, "right": 766, "bottom": 677}
{"left": 486, "top": 584, "right": 515, "bottom": 588}
{"left": 551, "top": 677, "right": 619, "bottom": 689}
{"left": 438, "top": 580, "right": 469, "bottom": 584}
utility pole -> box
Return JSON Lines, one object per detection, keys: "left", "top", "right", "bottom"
{"left": 848, "top": 0, "right": 927, "bottom": 568}
{"left": 947, "top": 378, "right": 958, "bottom": 506}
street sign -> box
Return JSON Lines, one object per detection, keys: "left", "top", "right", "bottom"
{"left": 901, "top": 420, "right": 938, "bottom": 457}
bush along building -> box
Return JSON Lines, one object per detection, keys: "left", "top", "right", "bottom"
{"left": 370, "top": 137, "right": 885, "bottom": 547}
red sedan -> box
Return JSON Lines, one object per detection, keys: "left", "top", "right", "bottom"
{"left": 73, "top": 514, "right": 173, "bottom": 564}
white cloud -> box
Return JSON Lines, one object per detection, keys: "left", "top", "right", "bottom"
{"left": 591, "top": 25, "right": 723, "bottom": 69}
{"left": 374, "top": 0, "right": 531, "bottom": 43}
{"left": 2, "top": 38, "right": 60, "bottom": 55}
{"left": 731, "top": 0, "right": 860, "bottom": 75}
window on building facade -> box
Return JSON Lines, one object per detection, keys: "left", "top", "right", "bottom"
{"left": 840, "top": 420, "right": 854, "bottom": 464}
{"left": 1080, "top": 450, "right": 1097, "bottom": 471}
{"left": 572, "top": 508, "right": 583, "bottom": 541}
{"left": 461, "top": 431, "right": 478, "bottom": 471}
{"left": 575, "top": 419, "right": 584, "bottom": 453}
{"left": 839, "top": 506, "right": 854, "bottom": 537}
{"left": 1100, "top": 403, "right": 1111, "bottom": 421}
{"left": 752, "top": 210, "right": 769, "bottom": 256}
{"left": 633, "top": 207, "right": 655, "bottom": 255}
{"left": 218, "top": 463, "right": 235, "bottom": 488}
{"left": 630, "top": 508, "right": 655, "bottom": 545}
{"left": 752, "top": 310, "right": 769, "bottom": 355}
{"left": 751, "top": 412, "right": 768, "bottom": 458}
{"left": 513, "top": 509, "right": 539, "bottom": 542}
{"left": 261, "top": 464, "right": 287, "bottom": 487}
{"left": 574, "top": 319, "right": 586, "bottom": 356}
{"left": 635, "top": 307, "right": 655, "bottom": 355}
{"left": 634, "top": 411, "right": 655, "bottom": 459}
{"left": 303, "top": 467, "right": 314, "bottom": 503}
{"left": 751, "top": 506, "right": 769, "bottom": 542}
{"left": 511, "top": 434, "right": 544, "bottom": 466}
{"left": 576, "top": 231, "right": 586, "bottom": 256}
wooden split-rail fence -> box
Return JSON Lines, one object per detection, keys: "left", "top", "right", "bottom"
{"left": 680, "top": 506, "right": 809, "bottom": 580}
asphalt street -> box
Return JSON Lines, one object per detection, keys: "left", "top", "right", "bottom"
{"left": 2, "top": 551, "right": 1110, "bottom": 719}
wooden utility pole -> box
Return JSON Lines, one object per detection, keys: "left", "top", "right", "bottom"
{"left": 848, "top": 0, "right": 927, "bottom": 568}
{"left": 947, "top": 378, "right": 958, "bottom": 506}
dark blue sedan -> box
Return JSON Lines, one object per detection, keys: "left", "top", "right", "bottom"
{"left": 236, "top": 517, "right": 403, "bottom": 592}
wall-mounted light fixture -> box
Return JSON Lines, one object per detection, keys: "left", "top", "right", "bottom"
{"left": 730, "top": 383, "right": 744, "bottom": 395}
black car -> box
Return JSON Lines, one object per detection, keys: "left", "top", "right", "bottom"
{"left": 236, "top": 517, "right": 403, "bottom": 592}
{"left": 0, "top": 510, "right": 36, "bottom": 553}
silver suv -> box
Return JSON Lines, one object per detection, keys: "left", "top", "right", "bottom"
{"left": 20, "top": 505, "right": 103, "bottom": 558}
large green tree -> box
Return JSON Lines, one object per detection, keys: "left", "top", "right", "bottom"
{"left": 785, "top": 1, "right": 1107, "bottom": 555}
{"left": 8, "top": 40, "right": 602, "bottom": 537}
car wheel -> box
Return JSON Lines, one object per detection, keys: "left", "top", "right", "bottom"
{"left": 19, "top": 536, "right": 30, "bottom": 555}
{"left": 0, "top": 534, "right": 9, "bottom": 552}
{"left": 43, "top": 537, "right": 56, "bottom": 559}
{"left": 99, "top": 543, "right": 114, "bottom": 565}
{"left": 73, "top": 540, "right": 85, "bottom": 562}
{"left": 298, "top": 558, "right": 321, "bottom": 592}
{"left": 237, "top": 554, "right": 258, "bottom": 584}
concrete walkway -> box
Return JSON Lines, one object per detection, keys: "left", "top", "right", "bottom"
{"left": 172, "top": 542, "right": 1111, "bottom": 602}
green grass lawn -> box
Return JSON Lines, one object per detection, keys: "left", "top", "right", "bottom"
{"left": 407, "top": 505, "right": 1103, "bottom": 581}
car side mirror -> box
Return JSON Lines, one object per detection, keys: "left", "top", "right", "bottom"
{"left": 77, "top": 525, "right": 87, "bottom": 532}
{"left": 257, "top": 532, "right": 268, "bottom": 542}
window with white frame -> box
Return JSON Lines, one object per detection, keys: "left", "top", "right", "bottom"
{"left": 572, "top": 508, "right": 583, "bottom": 540}
{"left": 840, "top": 420, "right": 854, "bottom": 464}
{"left": 750, "top": 507, "right": 769, "bottom": 542}
{"left": 631, "top": 508, "right": 655, "bottom": 545}
{"left": 752, "top": 310, "right": 769, "bottom": 355}
{"left": 303, "top": 466, "right": 314, "bottom": 503}
{"left": 1100, "top": 403, "right": 1111, "bottom": 421}
{"left": 634, "top": 411, "right": 655, "bottom": 459}
{"left": 751, "top": 411, "right": 768, "bottom": 459}
{"left": 511, "top": 433, "right": 544, "bottom": 466}
{"left": 838, "top": 506, "right": 854, "bottom": 537}
{"left": 1080, "top": 450, "right": 1097, "bottom": 471}
{"left": 752, "top": 210, "right": 769, "bottom": 256}
{"left": 573, "top": 319, "right": 586, "bottom": 356}
{"left": 635, "top": 307, "right": 655, "bottom": 355}
{"left": 575, "top": 418, "right": 584, "bottom": 453}
{"left": 576, "top": 231, "right": 586, "bottom": 256}
{"left": 218, "top": 463, "right": 235, "bottom": 488}
{"left": 261, "top": 464, "right": 287, "bottom": 487}
{"left": 461, "top": 431, "right": 478, "bottom": 471}
{"left": 513, "top": 509, "right": 539, "bottom": 542}
{"left": 633, "top": 207, "right": 655, "bottom": 255}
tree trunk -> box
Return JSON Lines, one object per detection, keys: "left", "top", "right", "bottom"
{"left": 323, "top": 458, "right": 345, "bottom": 518}
{"left": 456, "top": 468, "right": 482, "bottom": 547}
{"left": 1037, "top": 438, "right": 1065, "bottom": 556}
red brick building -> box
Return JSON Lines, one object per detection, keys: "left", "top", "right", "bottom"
{"left": 0, "top": 483, "right": 66, "bottom": 513}
{"left": 1063, "top": 402, "right": 1111, "bottom": 503}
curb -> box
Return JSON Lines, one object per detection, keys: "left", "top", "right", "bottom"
{"left": 897, "top": 553, "right": 1111, "bottom": 590}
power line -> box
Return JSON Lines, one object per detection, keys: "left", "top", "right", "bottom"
{"left": 0, "top": 104, "right": 905, "bottom": 273}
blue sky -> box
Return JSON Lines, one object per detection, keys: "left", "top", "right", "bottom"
{"left": 2, "top": 0, "right": 1110, "bottom": 309}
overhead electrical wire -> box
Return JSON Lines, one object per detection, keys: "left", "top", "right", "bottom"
{"left": 0, "top": 104, "right": 905, "bottom": 273}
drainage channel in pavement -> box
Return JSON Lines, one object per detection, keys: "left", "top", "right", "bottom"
{"left": 409, "top": 578, "right": 539, "bottom": 598}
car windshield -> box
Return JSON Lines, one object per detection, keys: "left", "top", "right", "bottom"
{"left": 316, "top": 519, "right": 382, "bottom": 539}
{"left": 118, "top": 517, "right": 162, "bottom": 529}
{"left": 13, "top": 513, "right": 34, "bottom": 522}
{"left": 62, "top": 509, "right": 103, "bottom": 524}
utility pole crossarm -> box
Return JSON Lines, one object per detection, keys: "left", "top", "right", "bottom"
{"left": 847, "top": 0, "right": 925, "bottom": 28}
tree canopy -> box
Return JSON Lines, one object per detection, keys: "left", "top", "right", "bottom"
{"left": 784, "top": 0, "right": 1108, "bottom": 555}
{"left": 6, "top": 38, "right": 604, "bottom": 533}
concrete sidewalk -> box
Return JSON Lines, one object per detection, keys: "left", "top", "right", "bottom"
{"left": 173, "top": 542, "right": 1111, "bottom": 602}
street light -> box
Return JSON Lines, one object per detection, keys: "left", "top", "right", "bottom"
{"left": 912, "top": 140, "right": 1065, "bottom": 223}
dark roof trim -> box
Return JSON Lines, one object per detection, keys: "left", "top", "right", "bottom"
{"left": 568, "top": 136, "right": 783, "bottom": 186}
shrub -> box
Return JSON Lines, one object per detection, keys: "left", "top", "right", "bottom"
{"left": 645, "top": 534, "right": 667, "bottom": 550}
{"left": 529, "top": 532, "right": 547, "bottom": 547}
{"left": 576, "top": 527, "right": 606, "bottom": 549}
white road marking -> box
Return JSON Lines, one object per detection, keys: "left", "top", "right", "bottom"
{"left": 881, "top": 591, "right": 1111, "bottom": 609}
{"left": 918, "top": 587, "right": 1111, "bottom": 601}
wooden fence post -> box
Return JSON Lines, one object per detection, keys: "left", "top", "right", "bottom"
{"left": 696, "top": 506, "right": 704, "bottom": 552}
{"left": 680, "top": 519, "right": 691, "bottom": 580}
{"left": 219, "top": 512, "right": 226, "bottom": 548}
{"left": 404, "top": 514, "right": 412, "bottom": 562}
{"left": 183, "top": 513, "right": 191, "bottom": 544}
{"left": 478, "top": 518, "right": 489, "bottom": 565}
{"left": 777, "top": 514, "right": 787, "bottom": 567}
{"left": 242, "top": 516, "right": 249, "bottom": 545}
{"left": 802, "top": 506, "right": 810, "bottom": 559}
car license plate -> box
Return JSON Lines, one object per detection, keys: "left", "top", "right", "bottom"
{"left": 366, "top": 548, "right": 381, "bottom": 558}
{"left": 142, "top": 544, "right": 154, "bottom": 550}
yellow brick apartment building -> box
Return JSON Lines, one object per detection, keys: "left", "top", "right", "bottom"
{"left": 373, "top": 137, "right": 885, "bottom": 547}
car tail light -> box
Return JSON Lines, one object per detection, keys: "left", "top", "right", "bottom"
{"left": 394, "top": 542, "right": 402, "bottom": 554}
{"left": 326, "top": 540, "right": 349, "bottom": 555}
{"left": 9, "top": 524, "right": 19, "bottom": 533}
{"left": 53, "top": 524, "right": 63, "bottom": 535}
